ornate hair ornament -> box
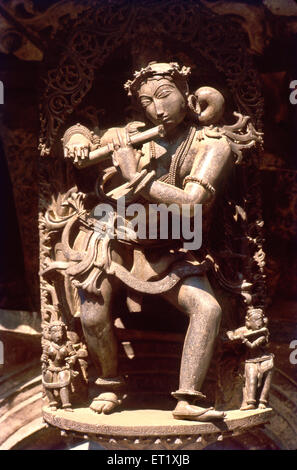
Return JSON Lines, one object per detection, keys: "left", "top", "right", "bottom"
{"left": 245, "top": 306, "right": 268, "bottom": 325}
{"left": 124, "top": 62, "right": 191, "bottom": 96}
{"left": 246, "top": 305, "right": 264, "bottom": 317}
{"left": 49, "top": 320, "right": 66, "bottom": 330}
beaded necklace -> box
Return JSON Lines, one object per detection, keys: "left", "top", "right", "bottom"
{"left": 149, "top": 125, "right": 196, "bottom": 186}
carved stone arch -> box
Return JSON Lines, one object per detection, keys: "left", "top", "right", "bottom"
{"left": 39, "top": 1, "right": 264, "bottom": 154}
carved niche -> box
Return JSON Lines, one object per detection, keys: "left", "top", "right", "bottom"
{"left": 38, "top": 1, "right": 271, "bottom": 449}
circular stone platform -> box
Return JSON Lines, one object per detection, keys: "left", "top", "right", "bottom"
{"left": 43, "top": 406, "right": 273, "bottom": 450}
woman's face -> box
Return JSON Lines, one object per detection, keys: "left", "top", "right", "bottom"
{"left": 137, "top": 77, "right": 187, "bottom": 132}
{"left": 51, "top": 325, "right": 64, "bottom": 343}
{"left": 248, "top": 315, "right": 264, "bottom": 330}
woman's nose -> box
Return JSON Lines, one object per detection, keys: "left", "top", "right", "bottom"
{"left": 154, "top": 99, "right": 164, "bottom": 118}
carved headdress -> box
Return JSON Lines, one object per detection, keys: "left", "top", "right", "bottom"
{"left": 124, "top": 61, "right": 191, "bottom": 96}
{"left": 245, "top": 306, "right": 268, "bottom": 325}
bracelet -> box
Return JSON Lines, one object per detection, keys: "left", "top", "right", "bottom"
{"left": 62, "top": 123, "right": 93, "bottom": 146}
{"left": 133, "top": 170, "right": 156, "bottom": 195}
{"left": 183, "top": 175, "right": 216, "bottom": 196}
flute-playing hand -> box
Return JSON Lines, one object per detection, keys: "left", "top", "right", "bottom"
{"left": 112, "top": 129, "right": 141, "bottom": 181}
{"left": 64, "top": 134, "right": 91, "bottom": 164}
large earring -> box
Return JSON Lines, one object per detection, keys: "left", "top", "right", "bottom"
{"left": 187, "top": 94, "right": 201, "bottom": 118}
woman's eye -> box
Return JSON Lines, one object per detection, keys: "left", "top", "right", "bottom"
{"left": 156, "top": 90, "right": 171, "bottom": 98}
{"left": 140, "top": 99, "right": 151, "bottom": 108}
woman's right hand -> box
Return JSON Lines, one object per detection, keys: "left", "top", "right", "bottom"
{"left": 64, "top": 134, "right": 91, "bottom": 164}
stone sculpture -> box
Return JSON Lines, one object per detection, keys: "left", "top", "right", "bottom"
{"left": 41, "top": 320, "right": 77, "bottom": 412}
{"left": 227, "top": 307, "right": 274, "bottom": 410}
{"left": 41, "top": 61, "right": 267, "bottom": 427}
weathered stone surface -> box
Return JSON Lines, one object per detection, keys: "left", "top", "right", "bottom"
{"left": 42, "top": 407, "right": 273, "bottom": 450}
{"left": 0, "top": 0, "right": 296, "bottom": 450}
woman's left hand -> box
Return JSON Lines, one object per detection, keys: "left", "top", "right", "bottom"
{"left": 112, "top": 129, "right": 140, "bottom": 181}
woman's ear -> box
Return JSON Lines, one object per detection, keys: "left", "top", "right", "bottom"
{"left": 194, "top": 86, "right": 225, "bottom": 125}
{"left": 183, "top": 82, "right": 190, "bottom": 97}
{"left": 187, "top": 94, "right": 201, "bottom": 115}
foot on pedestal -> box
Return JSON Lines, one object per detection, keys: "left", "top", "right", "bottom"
{"left": 240, "top": 403, "right": 256, "bottom": 410}
{"left": 241, "top": 399, "right": 267, "bottom": 410}
{"left": 173, "top": 400, "right": 226, "bottom": 422}
{"left": 90, "top": 392, "right": 122, "bottom": 414}
{"left": 62, "top": 405, "right": 74, "bottom": 412}
{"left": 258, "top": 403, "right": 267, "bottom": 409}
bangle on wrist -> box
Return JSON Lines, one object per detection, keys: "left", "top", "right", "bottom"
{"left": 126, "top": 169, "right": 155, "bottom": 195}
{"left": 62, "top": 123, "right": 93, "bottom": 146}
{"left": 133, "top": 170, "right": 156, "bottom": 195}
{"left": 183, "top": 175, "right": 216, "bottom": 196}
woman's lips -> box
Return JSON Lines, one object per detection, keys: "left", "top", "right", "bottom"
{"left": 161, "top": 116, "right": 172, "bottom": 123}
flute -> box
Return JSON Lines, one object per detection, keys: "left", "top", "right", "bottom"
{"left": 71, "top": 124, "right": 165, "bottom": 169}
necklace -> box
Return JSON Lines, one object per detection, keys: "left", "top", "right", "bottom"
{"left": 149, "top": 125, "right": 196, "bottom": 186}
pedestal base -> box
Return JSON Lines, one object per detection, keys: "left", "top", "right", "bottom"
{"left": 43, "top": 406, "right": 273, "bottom": 450}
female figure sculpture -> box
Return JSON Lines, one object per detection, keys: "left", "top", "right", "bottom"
{"left": 52, "top": 62, "right": 262, "bottom": 421}
{"left": 42, "top": 321, "right": 77, "bottom": 411}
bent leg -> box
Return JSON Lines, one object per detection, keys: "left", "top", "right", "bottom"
{"left": 58, "top": 371, "right": 72, "bottom": 411}
{"left": 79, "top": 277, "right": 124, "bottom": 414}
{"left": 241, "top": 363, "right": 258, "bottom": 410}
{"left": 163, "top": 275, "right": 221, "bottom": 392}
{"left": 259, "top": 369, "right": 273, "bottom": 408}
{"left": 162, "top": 275, "right": 224, "bottom": 421}
{"left": 79, "top": 276, "right": 118, "bottom": 379}
{"left": 44, "top": 370, "right": 57, "bottom": 409}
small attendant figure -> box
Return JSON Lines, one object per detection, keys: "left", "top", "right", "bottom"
{"left": 42, "top": 321, "right": 78, "bottom": 411}
{"left": 227, "top": 308, "right": 274, "bottom": 410}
